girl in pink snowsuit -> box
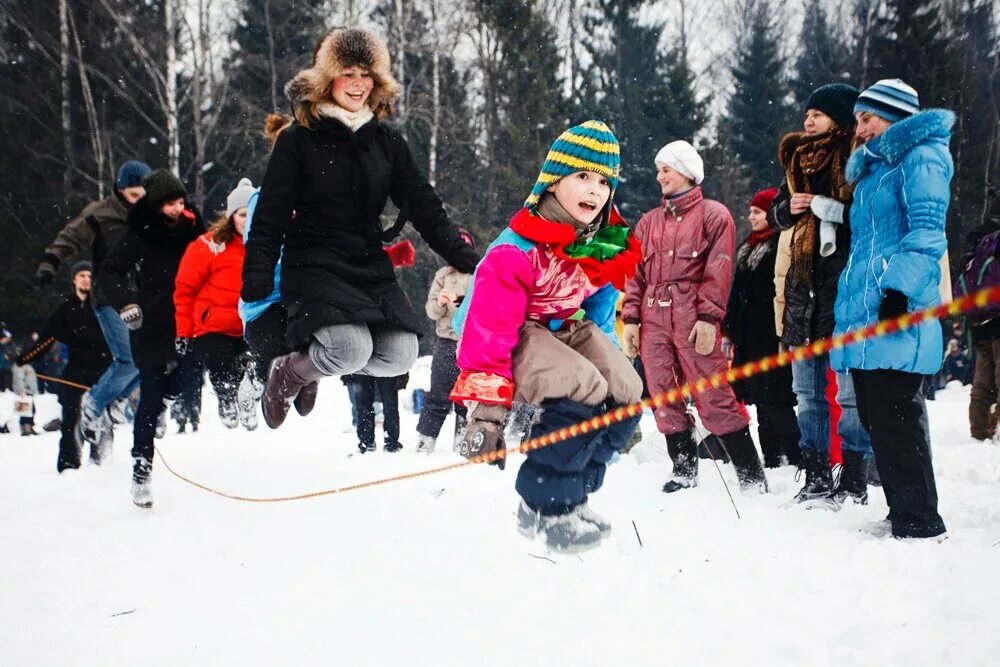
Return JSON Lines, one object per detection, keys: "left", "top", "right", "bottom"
{"left": 451, "top": 121, "right": 643, "bottom": 553}
{"left": 622, "top": 141, "right": 767, "bottom": 494}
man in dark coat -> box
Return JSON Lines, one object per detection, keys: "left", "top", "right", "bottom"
{"left": 18, "top": 262, "right": 111, "bottom": 471}
{"left": 34, "top": 160, "right": 151, "bottom": 446}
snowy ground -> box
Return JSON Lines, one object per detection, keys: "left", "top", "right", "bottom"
{"left": 2, "top": 359, "right": 999, "bottom": 666}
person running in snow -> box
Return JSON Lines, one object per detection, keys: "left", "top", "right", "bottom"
{"left": 241, "top": 28, "right": 478, "bottom": 430}
{"left": 834, "top": 79, "right": 952, "bottom": 540}
{"left": 16, "top": 262, "right": 111, "bottom": 471}
{"left": 415, "top": 228, "right": 476, "bottom": 454}
{"left": 33, "top": 160, "right": 151, "bottom": 449}
{"left": 101, "top": 169, "right": 204, "bottom": 509}
{"left": 722, "top": 189, "right": 801, "bottom": 469}
{"left": 622, "top": 140, "right": 767, "bottom": 495}
{"left": 453, "top": 121, "right": 643, "bottom": 553}
{"left": 766, "top": 83, "right": 873, "bottom": 506}
{"left": 174, "top": 179, "right": 255, "bottom": 430}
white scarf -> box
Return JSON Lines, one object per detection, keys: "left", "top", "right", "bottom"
{"left": 317, "top": 103, "right": 375, "bottom": 132}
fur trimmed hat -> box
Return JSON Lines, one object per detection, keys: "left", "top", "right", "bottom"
{"left": 285, "top": 28, "right": 402, "bottom": 120}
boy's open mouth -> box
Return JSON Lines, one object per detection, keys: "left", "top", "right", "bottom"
{"left": 579, "top": 201, "right": 598, "bottom": 212}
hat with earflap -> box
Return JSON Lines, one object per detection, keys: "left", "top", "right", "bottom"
{"left": 525, "top": 120, "right": 621, "bottom": 225}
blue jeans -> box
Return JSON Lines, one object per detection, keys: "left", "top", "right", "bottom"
{"left": 89, "top": 305, "right": 140, "bottom": 411}
{"left": 791, "top": 353, "right": 872, "bottom": 458}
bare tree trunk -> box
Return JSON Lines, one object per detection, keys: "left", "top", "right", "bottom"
{"left": 165, "top": 0, "right": 180, "bottom": 176}
{"left": 59, "top": 0, "right": 72, "bottom": 195}
{"left": 68, "top": 8, "right": 106, "bottom": 199}
{"left": 191, "top": 0, "right": 206, "bottom": 205}
{"left": 428, "top": 0, "right": 440, "bottom": 186}
{"left": 394, "top": 0, "right": 407, "bottom": 137}
{"left": 265, "top": 0, "right": 279, "bottom": 112}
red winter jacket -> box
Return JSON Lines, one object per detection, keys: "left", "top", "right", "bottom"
{"left": 174, "top": 232, "right": 245, "bottom": 338}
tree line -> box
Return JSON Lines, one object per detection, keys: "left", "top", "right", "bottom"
{"left": 1, "top": 0, "right": 997, "bottom": 349}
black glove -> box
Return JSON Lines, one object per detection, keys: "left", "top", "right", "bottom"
{"left": 34, "top": 263, "right": 55, "bottom": 287}
{"left": 174, "top": 337, "right": 191, "bottom": 357}
{"left": 241, "top": 275, "right": 272, "bottom": 302}
{"left": 451, "top": 249, "right": 481, "bottom": 275}
{"left": 878, "top": 289, "right": 908, "bottom": 321}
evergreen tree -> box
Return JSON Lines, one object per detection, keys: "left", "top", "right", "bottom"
{"left": 792, "top": 0, "right": 853, "bottom": 109}
{"left": 727, "top": 1, "right": 794, "bottom": 188}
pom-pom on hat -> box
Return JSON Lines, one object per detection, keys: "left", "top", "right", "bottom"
{"left": 805, "top": 83, "right": 861, "bottom": 128}
{"left": 750, "top": 187, "right": 779, "bottom": 212}
{"left": 226, "top": 178, "right": 256, "bottom": 219}
{"left": 525, "top": 120, "right": 621, "bottom": 212}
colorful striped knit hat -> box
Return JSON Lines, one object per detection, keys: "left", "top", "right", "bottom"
{"left": 525, "top": 120, "right": 621, "bottom": 211}
{"left": 854, "top": 79, "right": 920, "bottom": 123}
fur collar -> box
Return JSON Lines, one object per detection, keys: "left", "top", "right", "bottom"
{"left": 847, "top": 109, "right": 955, "bottom": 183}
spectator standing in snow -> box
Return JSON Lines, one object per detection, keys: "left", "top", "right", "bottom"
{"left": 454, "top": 121, "right": 644, "bottom": 552}
{"left": 242, "top": 28, "right": 478, "bottom": 430}
{"left": 833, "top": 79, "right": 952, "bottom": 539}
{"left": 415, "top": 228, "right": 476, "bottom": 453}
{"left": 16, "top": 262, "right": 111, "bottom": 470}
{"left": 12, "top": 361, "right": 39, "bottom": 436}
{"left": 621, "top": 140, "right": 767, "bottom": 495}
{"left": 350, "top": 373, "right": 408, "bottom": 453}
{"left": 34, "top": 160, "right": 151, "bottom": 447}
{"left": 0, "top": 328, "right": 14, "bottom": 392}
{"left": 722, "top": 188, "right": 801, "bottom": 468}
{"left": 765, "top": 83, "right": 873, "bottom": 506}
{"left": 174, "top": 178, "right": 255, "bottom": 430}
{"left": 101, "top": 169, "right": 204, "bottom": 509}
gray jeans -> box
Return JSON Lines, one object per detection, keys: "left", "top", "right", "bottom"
{"left": 309, "top": 323, "right": 418, "bottom": 377}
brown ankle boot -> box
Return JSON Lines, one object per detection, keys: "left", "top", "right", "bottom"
{"left": 293, "top": 381, "right": 320, "bottom": 417}
{"left": 262, "top": 353, "right": 324, "bottom": 429}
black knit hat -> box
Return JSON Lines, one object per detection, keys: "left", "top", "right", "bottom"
{"left": 142, "top": 169, "right": 187, "bottom": 209}
{"left": 70, "top": 260, "right": 93, "bottom": 278}
{"left": 805, "top": 83, "right": 862, "bottom": 128}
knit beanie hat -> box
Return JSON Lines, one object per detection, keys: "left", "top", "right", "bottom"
{"left": 226, "top": 178, "right": 256, "bottom": 218}
{"left": 115, "top": 160, "right": 152, "bottom": 189}
{"left": 805, "top": 83, "right": 861, "bottom": 128}
{"left": 750, "top": 187, "right": 779, "bottom": 212}
{"left": 142, "top": 169, "right": 186, "bottom": 209}
{"left": 654, "top": 140, "right": 704, "bottom": 185}
{"left": 525, "top": 120, "right": 621, "bottom": 211}
{"left": 70, "top": 260, "right": 93, "bottom": 278}
{"left": 854, "top": 79, "right": 920, "bottom": 123}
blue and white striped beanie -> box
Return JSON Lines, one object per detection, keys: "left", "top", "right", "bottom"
{"left": 853, "top": 79, "right": 920, "bottom": 123}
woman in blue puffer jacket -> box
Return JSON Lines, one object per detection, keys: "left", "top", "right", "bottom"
{"left": 831, "top": 79, "right": 952, "bottom": 540}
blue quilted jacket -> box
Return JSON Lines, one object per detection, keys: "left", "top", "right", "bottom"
{"left": 831, "top": 109, "right": 954, "bottom": 375}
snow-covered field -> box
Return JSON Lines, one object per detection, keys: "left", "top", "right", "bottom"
{"left": 2, "top": 359, "right": 998, "bottom": 666}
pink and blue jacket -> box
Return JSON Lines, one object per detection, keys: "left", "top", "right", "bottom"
{"left": 450, "top": 207, "right": 640, "bottom": 407}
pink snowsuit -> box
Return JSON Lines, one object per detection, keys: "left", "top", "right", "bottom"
{"left": 622, "top": 187, "right": 749, "bottom": 437}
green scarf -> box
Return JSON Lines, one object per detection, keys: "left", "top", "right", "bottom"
{"left": 536, "top": 192, "right": 631, "bottom": 261}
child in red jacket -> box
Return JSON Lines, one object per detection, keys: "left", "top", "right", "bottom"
{"left": 174, "top": 179, "right": 255, "bottom": 429}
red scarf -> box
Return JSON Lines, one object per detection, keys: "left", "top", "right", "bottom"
{"left": 747, "top": 226, "right": 775, "bottom": 247}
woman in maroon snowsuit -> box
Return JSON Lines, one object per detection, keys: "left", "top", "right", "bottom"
{"left": 622, "top": 141, "right": 766, "bottom": 493}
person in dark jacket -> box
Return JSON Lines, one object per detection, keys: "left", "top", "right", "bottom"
{"left": 35, "top": 160, "right": 151, "bottom": 446}
{"left": 723, "top": 189, "right": 800, "bottom": 468}
{"left": 767, "top": 83, "right": 872, "bottom": 506}
{"left": 17, "top": 262, "right": 111, "bottom": 471}
{"left": 241, "top": 28, "right": 479, "bottom": 430}
{"left": 348, "top": 373, "right": 408, "bottom": 453}
{"left": 101, "top": 169, "right": 204, "bottom": 508}
{"left": 967, "top": 191, "right": 1000, "bottom": 439}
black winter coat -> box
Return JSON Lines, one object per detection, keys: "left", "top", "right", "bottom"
{"left": 101, "top": 198, "right": 204, "bottom": 370}
{"left": 722, "top": 234, "right": 795, "bottom": 407}
{"left": 768, "top": 174, "right": 851, "bottom": 347}
{"left": 243, "top": 117, "right": 480, "bottom": 349}
{"left": 18, "top": 293, "right": 111, "bottom": 385}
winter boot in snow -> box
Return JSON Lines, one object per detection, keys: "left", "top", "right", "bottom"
{"left": 698, "top": 434, "right": 731, "bottom": 463}
{"left": 154, "top": 402, "right": 171, "bottom": 440}
{"left": 262, "top": 352, "right": 325, "bottom": 429}
{"left": 453, "top": 414, "right": 468, "bottom": 452}
{"left": 516, "top": 499, "right": 541, "bottom": 537}
{"left": 357, "top": 441, "right": 377, "bottom": 454}
{"left": 384, "top": 440, "right": 403, "bottom": 453}
{"left": 89, "top": 423, "right": 113, "bottom": 466}
{"left": 537, "top": 508, "right": 604, "bottom": 553}
{"left": 794, "top": 447, "right": 835, "bottom": 505}
{"left": 218, "top": 399, "right": 239, "bottom": 430}
{"left": 107, "top": 397, "right": 129, "bottom": 426}
{"left": 573, "top": 502, "right": 612, "bottom": 538}
{"left": 721, "top": 426, "right": 768, "bottom": 493}
{"left": 832, "top": 450, "right": 869, "bottom": 505}
{"left": 131, "top": 457, "right": 153, "bottom": 509}
{"left": 293, "top": 381, "right": 319, "bottom": 417}
{"left": 237, "top": 372, "right": 261, "bottom": 432}
{"left": 860, "top": 518, "right": 892, "bottom": 538}
{"left": 663, "top": 429, "right": 699, "bottom": 493}
{"left": 416, "top": 434, "right": 436, "bottom": 453}
{"left": 78, "top": 392, "right": 106, "bottom": 443}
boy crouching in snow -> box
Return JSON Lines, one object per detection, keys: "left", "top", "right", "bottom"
{"left": 451, "top": 121, "right": 643, "bottom": 553}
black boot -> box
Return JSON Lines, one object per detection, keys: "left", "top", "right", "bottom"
{"left": 832, "top": 450, "right": 870, "bottom": 505}
{"left": 720, "top": 426, "right": 768, "bottom": 492}
{"left": 262, "top": 352, "right": 325, "bottom": 429}
{"left": 663, "top": 429, "right": 698, "bottom": 493}
{"left": 794, "top": 447, "right": 834, "bottom": 504}
{"left": 697, "top": 434, "right": 731, "bottom": 463}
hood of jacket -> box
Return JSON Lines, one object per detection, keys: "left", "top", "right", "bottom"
{"left": 847, "top": 109, "right": 955, "bottom": 183}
